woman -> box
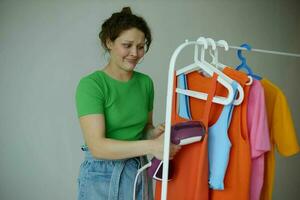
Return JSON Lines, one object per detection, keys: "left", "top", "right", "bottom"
{"left": 75, "top": 7, "right": 181, "bottom": 200}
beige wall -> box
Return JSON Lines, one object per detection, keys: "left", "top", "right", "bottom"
{"left": 0, "top": 0, "right": 299, "bottom": 199}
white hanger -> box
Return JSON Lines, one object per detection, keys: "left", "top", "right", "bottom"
{"left": 209, "top": 39, "right": 229, "bottom": 70}
{"left": 210, "top": 39, "right": 253, "bottom": 86}
{"left": 206, "top": 38, "right": 244, "bottom": 105}
{"left": 176, "top": 38, "right": 234, "bottom": 105}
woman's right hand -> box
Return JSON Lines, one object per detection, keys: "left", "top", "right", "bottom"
{"left": 152, "top": 133, "right": 181, "bottom": 160}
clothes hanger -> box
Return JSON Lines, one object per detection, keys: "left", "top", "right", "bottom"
{"left": 209, "top": 40, "right": 253, "bottom": 86}
{"left": 206, "top": 38, "right": 244, "bottom": 105}
{"left": 209, "top": 39, "right": 229, "bottom": 70}
{"left": 176, "top": 37, "right": 234, "bottom": 105}
{"left": 235, "top": 43, "right": 262, "bottom": 80}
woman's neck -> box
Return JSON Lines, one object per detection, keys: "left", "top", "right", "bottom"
{"left": 103, "top": 62, "right": 133, "bottom": 82}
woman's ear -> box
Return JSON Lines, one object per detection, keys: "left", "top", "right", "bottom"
{"left": 106, "top": 39, "right": 113, "bottom": 50}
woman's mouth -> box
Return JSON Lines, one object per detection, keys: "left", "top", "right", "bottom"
{"left": 125, "top": 59, "right": 137, "bottom": 65}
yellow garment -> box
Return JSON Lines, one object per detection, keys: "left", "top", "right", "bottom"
{"left": 260, "top": 79, "right": 300, "bottom": 200}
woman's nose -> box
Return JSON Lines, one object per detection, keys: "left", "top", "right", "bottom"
{"left": 130, "top": 47, "right": 138, "bottom": 57}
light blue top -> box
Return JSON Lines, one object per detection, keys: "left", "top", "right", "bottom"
{"left": 178, "top": 74, "right": 191, "bottom": 119}
{"left": 207, "top": 81, "right": 238, "bottom": 190}
{"left": 177, "top": 74, "right": 238, "bottom": 190}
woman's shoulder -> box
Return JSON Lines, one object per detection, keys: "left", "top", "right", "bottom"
{"left": 76, "top": 70, "right": 107, "bottom": 92}
{"left": 80, "top": 69, "right": 103, "bottom": 80}
{"left": 78, "top": 70, "right": 106, "bottom": 84}
{"left": 134, "top": 71, "right": 154, "bottom": 94}
{"left": 134, "top": 71, "right": 153, "bottom": 82}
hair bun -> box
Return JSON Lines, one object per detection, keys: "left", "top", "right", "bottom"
{"left": 121, "top": 7, "right": 132, "bottom": 14}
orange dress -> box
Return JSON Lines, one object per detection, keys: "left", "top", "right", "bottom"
{"left": 155, "top": 72, "right": 218, "bottom": 200}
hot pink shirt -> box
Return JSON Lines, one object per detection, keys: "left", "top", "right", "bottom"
{"left": 247, "top": 80, "right": 271, "bottom": 200}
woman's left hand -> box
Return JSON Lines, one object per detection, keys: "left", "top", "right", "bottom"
{"left": 151, "top": 123, "right": 165, "bottom": 139}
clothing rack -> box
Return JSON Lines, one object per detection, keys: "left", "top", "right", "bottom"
{"left": 161, "top": 38, "right": 300, "bottom": 200}
{"left": 229, "top": 46, "right": 300, "bottom": 58}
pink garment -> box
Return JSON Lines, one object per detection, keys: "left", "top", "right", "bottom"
{"left": 247, "top": 80, "right": 271, "bottom": 200}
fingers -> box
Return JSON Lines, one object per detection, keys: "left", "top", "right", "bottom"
{"left": 157, "top": 123, "right": 165, "bottom": 132}
{"left": 152, "top": 123, "right": 165, "bottom": 138}
{"left": 160, "top": 123, "right": 165, "bottom": 128}
{"left": 169, "top": 144, "right": 181, "bottom": 159}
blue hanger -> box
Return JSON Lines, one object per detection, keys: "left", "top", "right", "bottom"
{"left": 235, "top": 43, "right": 262, "bottom": 80}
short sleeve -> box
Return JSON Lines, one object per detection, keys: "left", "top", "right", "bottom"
{"left": 273, "top": 91, "right": 300, "bottom": 156}
{"left": 75, "top": 78, "right": 105, "bottom": 117}
{"left": 247, "top": 80, "right": 271, "bottom": 159}
{"left": 148, "top": 77, "right": 154, "bottom": 112}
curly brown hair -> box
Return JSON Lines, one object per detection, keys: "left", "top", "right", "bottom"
{"left": 99, "top": 7, "right": 152, "bottom": 53}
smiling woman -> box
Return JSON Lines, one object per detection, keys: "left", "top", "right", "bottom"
{"left": 99, "top": 7, "right": 151, "bottom": 77}
{"left": 75, "top": 6, "right": 180, "bottom": 200}
{"left": 105, "top": 28, "right": 146, "bottom": 73}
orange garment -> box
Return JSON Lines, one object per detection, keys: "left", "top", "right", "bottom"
{"left": 155, "top": 72, "right": 218, "bottom": 200}
{"left": 208, "top": 67, "right": 252, "bottom": 200}
{"left": 260, "top": 79, "right": 300, "bottom": 200}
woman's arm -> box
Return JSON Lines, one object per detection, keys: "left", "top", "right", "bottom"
{"left": 79, "top": 114, "right": 163, "bottom": 160}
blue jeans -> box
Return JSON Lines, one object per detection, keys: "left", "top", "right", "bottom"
{"left": 77, "top": 150, "right": 149, "bottom": 200}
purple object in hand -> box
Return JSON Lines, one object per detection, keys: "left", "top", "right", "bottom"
{"left": 171, "top": 120, "right": 206, "bottom": 145}
{"left": 148, "top": 120, "right": 206, "bottom": 181}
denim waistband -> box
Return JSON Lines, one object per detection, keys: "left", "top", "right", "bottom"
{"left": 81, "top": 145, "right": 141, "bottom": 167}
{"left": 80, "top": 145, "right": 153, "bottom": 200}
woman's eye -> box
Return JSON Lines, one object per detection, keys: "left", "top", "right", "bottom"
{"left": 123, "top": 44, "right": 131, "bottom": 48}
{"left": 138, "top": 46, "right": 145, "bottom": 50}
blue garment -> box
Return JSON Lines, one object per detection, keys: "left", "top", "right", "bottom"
{"left": 77, "top": 148, "right": 153, "bottom": 200}
{"left": 177, "top": 74, "right": 238, "bottom": 190}
{"left": 177, "top": 74, "right": 191, "bottom": 119}
{"left": 208, "top": 81, "right": 238, "bottom": 190}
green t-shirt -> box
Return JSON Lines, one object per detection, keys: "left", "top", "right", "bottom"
{"left": 75, "top": 70, "right": 154, "bottom": 141}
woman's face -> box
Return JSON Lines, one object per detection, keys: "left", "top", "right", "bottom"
{"left": 107, "top": 28, "right": 145, "bottom": 72}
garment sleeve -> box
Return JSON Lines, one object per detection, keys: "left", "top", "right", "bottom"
{"left": 247, "top": 80, "right": 271, "bottom": 159}
{"left": 75, "top": 77, "right": 105, "bottom": 117}
{"left": 148, "top": 77, "right": 154, "bottom": 112}
{"left": 273, "top": 90, "right": 300, "bottom": 156}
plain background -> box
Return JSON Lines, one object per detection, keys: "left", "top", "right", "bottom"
{"left": 0, "top": 0, "right": 299, "bottom": 199}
